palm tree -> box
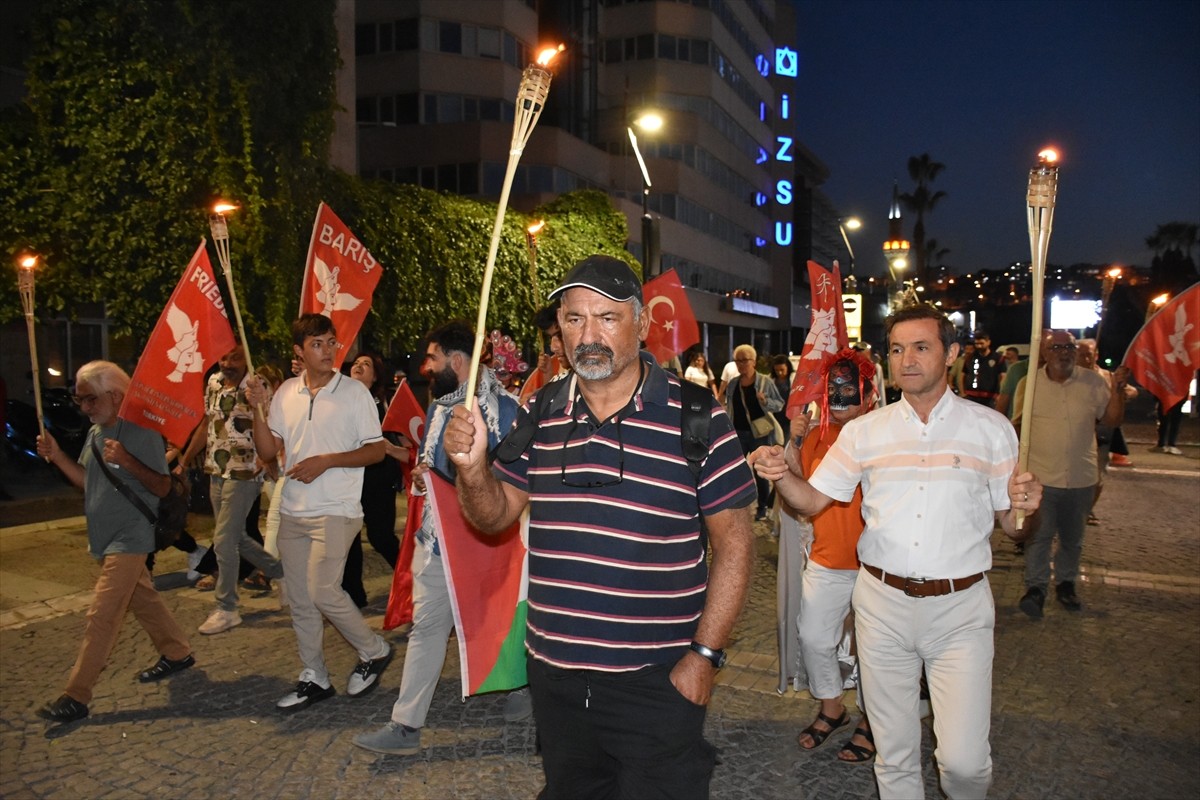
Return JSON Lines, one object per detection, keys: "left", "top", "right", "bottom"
{"left": 925, "top": 238, "right": 950, "bottom": 273}
{"left": 899, "top": 153, "right": 947, "bottom": 286}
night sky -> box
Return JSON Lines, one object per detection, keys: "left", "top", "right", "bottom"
{"left": 791, "top": 0, "right": 1200, "bottom": 277}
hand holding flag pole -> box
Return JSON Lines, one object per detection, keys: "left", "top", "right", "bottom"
{"left": 17, "top": 254, "right": 46, "bottom": 446}
{"left": 463, "top": 45, "right": 563, "bottom": 412}
{"left": 1016, "top": 148, "right": 1059, "bottom": 530}
{"left": 208, "top": 202, "right": 264, "bottom": 421}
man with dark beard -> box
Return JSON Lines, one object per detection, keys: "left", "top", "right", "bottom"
{"left": 352, "top": 320, "right": 522, "bottom": 755}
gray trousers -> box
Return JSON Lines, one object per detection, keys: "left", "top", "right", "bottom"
{"left": 390, "top": 539, "right": 454, "bottom": 728}
{"left": 211, "top": 476, "right": 282, "bottom": 612}
{"left": 1024, "top": 485, "right": 1093, "bottom": 590}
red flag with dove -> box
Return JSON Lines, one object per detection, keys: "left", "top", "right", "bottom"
{"left": 642, "top": 269, "right": 701, "bottom": 364}
{"left": 1123, "top": 282, "right": 1200, "bottom": 410}
{"left": 119, "top": 241, "right": 238, "bottom": 447}
{"left": 300, "top": 202, "right": 384, "bottom": 369}
{"left": 786, "top": 261, "right": 849, "bottom": 419}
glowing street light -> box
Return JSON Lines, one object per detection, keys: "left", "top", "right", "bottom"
{"left": 838, "top": 216, "right": 862, "bottom": 289}
{"left": 628, "top": 110, "right": 663, "bottom": 276}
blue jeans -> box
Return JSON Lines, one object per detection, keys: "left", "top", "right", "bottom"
{"left": 211, "top": 476, "right": 282, "bottom": 612}
{"left": 1024, "top": 485, "right": 1093, "bottom": 590}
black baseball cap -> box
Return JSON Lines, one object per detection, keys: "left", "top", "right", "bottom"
{"left": 548, "top": 255, "right": 643, "bottom": 303}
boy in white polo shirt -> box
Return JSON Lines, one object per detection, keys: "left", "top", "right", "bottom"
{"left": 247, "top": 313, "right": 391, "bottom": 712}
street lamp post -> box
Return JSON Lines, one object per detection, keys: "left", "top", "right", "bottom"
{"left": 838, "top": 217, "right": 862, "bottom": 291}
{"left": 628, "top": 111, "right": 662, "bottom": 276}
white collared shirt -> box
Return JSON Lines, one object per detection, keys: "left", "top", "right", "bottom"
{"left": 809, "top": 390, "right": 1016, "bottom": 578}
{"left": 268, "top": 371, "right": 384, "bottom": 518}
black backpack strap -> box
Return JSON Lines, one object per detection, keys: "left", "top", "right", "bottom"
{"left": 91, "top": 439, "right": 157, "bottom": 524}
{"left": 678, "top": 378, "right": 712, "bottom": 480}
{"left": 493, "top": 375, "right": 573, "bottom": 464}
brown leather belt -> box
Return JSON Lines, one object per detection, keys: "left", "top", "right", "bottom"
{"left": 862, "top": 564, "right": 985, "bottom": 598}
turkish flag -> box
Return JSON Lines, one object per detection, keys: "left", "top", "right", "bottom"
{"left": 1123, "top": 281, "right": 1200, "bottom": 409}
{"left": 786, "top": 261, "right": 849, "bottom": 418}
{"left": 381, "top": 378, "right": 426, "bottom": 445}
{"left": 299, "top": 202, "right": 384, "bottom": 368}
{"left": 119, "top": 240, "right": 237, "bottom": 447}
{"left": 642, "top": 269, "right": 701, "bottom": 364}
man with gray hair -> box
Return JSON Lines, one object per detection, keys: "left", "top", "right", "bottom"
{"left": 36, "top": 360, "right": 194, "bottom": 722}
{"left": 442, "top": 255, "right": 757, "bottom": 798}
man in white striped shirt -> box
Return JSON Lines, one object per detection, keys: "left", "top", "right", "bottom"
{"left": 752, "top": 303, "right": 1043, "bottom": 800}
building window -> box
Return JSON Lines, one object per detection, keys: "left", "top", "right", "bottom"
{"left": 355, "top": 24, "right": 376, "bottom": 57}
{"left": 356, "top": 96, "right": 376, "bottom": 124}
{"left": 479, "top": 27, "right": 501, "bottom": 59}
{"left": 396, "top": 19, "right": 418, "bottom": 50}
{"left": 439, "top": 21, "right": 462, "bottom": 54}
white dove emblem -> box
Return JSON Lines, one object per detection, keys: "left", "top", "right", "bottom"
{"left": 1163, "top": 304, "right": 1195, "bottom": 368}
{"left": 313, "top": 254, "right": 364, "bottom": 317}
{"left": 803, "top": 306, "right": 839, "bottom": 359}
{"left": 165, "top": 303, "right": 204, "bottom": 383}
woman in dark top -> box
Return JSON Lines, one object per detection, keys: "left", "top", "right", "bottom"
{"left": 341, "top": 351, "right": 410, "bottom": 607}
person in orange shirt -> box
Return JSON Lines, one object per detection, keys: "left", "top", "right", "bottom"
{"left": 769, "top": 348, "right": 877, "bottom": 763}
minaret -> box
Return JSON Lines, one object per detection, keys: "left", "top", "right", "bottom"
{"left": 882, "top": 182, "right": 913, "bottom": 308}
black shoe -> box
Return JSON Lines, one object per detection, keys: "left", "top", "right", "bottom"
{"left": 39, "top": 694, "right": 88, "bottom": 722}
{"left": 1019, "top": 586, "right": 1045, "bottom": 619}
{"left": 138, "top": 653, "right": 196, "bottom": 683}
{"left": 1056, "top": 581, "right": 1082, "bottom": 611}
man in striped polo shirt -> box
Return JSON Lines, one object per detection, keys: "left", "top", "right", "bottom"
{"left": 446, "top": 255, "right": 757, "bottom": 799}
{"left": 752, "top": 303, "right": 1043, "bottom": 800}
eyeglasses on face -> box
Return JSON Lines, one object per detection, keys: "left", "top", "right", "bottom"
{"left": 1047, "top": 343, "right": 1077, "bottom": 352}
{"left": 71, "top": 392, "right": 106, "bottom": 407}
{"left": 560, "top": 415, "right": 625, "bottom": 488}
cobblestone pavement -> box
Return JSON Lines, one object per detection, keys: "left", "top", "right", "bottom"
{"left": 1, "top": 416, "right": 1198, "bottom": 799}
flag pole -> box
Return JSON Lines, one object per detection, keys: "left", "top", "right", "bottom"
{"left": 16, "top": 254, "right": 46, "bottom": 443}
{"left": 208, "top": 202, "right": 264, "bottom": 420}
{"left": 463, "top": 46, "right": 563, "bottom": 412}
{"left": 1015, "top": 148, "right": 1060, "bottom": 530}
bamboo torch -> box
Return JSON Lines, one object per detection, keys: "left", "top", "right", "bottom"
{"left": 17, "top": 254, "right": 46, "bottom": 440}
{"left": 525, "top": 219, "right": 546, "bottom": 352}
{"left": 463, "top": 45, "right": 564, "bottom": 412}
{"left": 1016, "top": 148, "right": 1060, "bottom": 530}
{"left": 208, "top": 201, "right": 264, "bottom": 420}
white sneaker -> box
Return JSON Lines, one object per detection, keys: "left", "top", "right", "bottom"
{"left": 276, "top": 668, "right": 334, "bottom": 712}
{"left": 186, "top": 546, "right": 209, "bottom": 581}
{"left": 198, "top": 608, "right": 242, "bottom": 635}
{"left": 1166, "top": 446, "right": 1184, "bottom": 455}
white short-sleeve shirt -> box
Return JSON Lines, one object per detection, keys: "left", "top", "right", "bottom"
{"left": 268, "top": 371, "right": 384, "bottom": 518}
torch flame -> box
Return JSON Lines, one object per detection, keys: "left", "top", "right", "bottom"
{"left": 536, "top": 44, "right": 565, "bottom": 67}
{"left": 1106, "top": 266, "right": 1122, "bottom": 279}
{"left": 527, "top": 219, "right": 545, "bottom": 235}
{"left": 1037, "top": 148, "right": 1059, "bottom": 165}
{"left": 18, "top": 254, "right": 39, "bottom": 271}
{"left": 213, "top": 201, "right": 239, "bottom": 215}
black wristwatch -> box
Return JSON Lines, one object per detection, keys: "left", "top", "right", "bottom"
{"left": 689, "top": 640, "right": 727, "bottom": 669}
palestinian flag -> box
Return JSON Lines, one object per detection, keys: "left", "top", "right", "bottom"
{"left": 426, "top": 470, "right": 528, "bottom": 697}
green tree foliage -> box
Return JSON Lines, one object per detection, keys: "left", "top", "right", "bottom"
{"left": 325, "top": 181, "right": 633, "bottom": 356}
{"left": 0, "top": 0, "right": 338, "bottom": 350}
{"left": 0, "top": 0, "right": 634, "bottom": 363}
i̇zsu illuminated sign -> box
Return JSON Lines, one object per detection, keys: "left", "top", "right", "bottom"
{"left": 753, "top": 45, "right": 799, "bottom": 249}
